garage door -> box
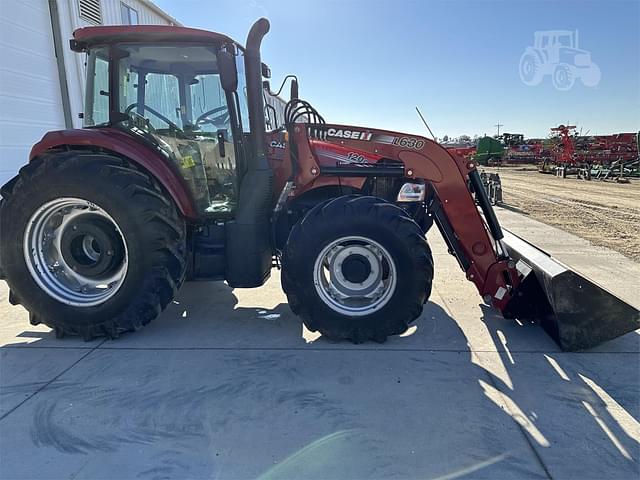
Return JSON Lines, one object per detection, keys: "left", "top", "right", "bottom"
{"left": 0, "top": 0, "right": 65, "bottom": 186}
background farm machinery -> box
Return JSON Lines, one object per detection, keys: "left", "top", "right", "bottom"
{"left": 540, "top": 127, "right": 639, "bottom": 179}
{"left": 443, "top": 126, "right": 638, "bottom": 205}
{"left": 454, "top": 128, "right": 639, "bottom": 180}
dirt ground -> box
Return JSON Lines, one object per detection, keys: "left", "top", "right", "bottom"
{"left": 485, "top": 166, "right": 640, "bottom": 261}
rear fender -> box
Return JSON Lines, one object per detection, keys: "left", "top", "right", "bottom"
{"left": 29, "top": 128, "right": 198, "bottom": 219}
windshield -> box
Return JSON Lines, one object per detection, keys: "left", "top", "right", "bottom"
{"left": 116, "top": 44, "right": 231, "bottom": 138}
{"left": 84, "top": 44, "right": 234, "bottom": 138}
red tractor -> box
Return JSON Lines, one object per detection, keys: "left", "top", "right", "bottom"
{"left": 0, "top": 20, "right": 637, "bottom": 350}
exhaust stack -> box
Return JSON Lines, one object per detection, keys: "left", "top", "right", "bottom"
{"left": 244, "top": 17, "right": 270, "bottom": 167}
{"left": 225, "top": 18, "right": 274, "bottom": 287}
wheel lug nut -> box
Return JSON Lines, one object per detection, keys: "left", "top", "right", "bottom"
{"left": 107, "top": 250, "right": 113, "bottom": 256}
{"left": 72, "top": 225, "right": 77, "bottom": 231}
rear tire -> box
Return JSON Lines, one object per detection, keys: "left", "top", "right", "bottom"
{"left": 282, "top": 195, "right": 433, "bottom": 343}
{"left": 0, "top": 152, "right": 186, "bottom": 340}
{"left": 519, "top": 51, "right": 543, "bottom": 86}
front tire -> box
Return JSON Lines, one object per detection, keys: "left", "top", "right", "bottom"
{"left": 552, "top": 64, "right": 575, "bottom": 91}
{"left": 0, "top": 152, "right": 186, "bottom": 339}
{"left": 580, "top": 64, "right": 601, "bottom": 87}
{"left": 282, "top": 196, "right": 433, "bottom": 343}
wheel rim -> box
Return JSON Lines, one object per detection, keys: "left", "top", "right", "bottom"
{"left": 313, "top": 236, "right": 397, "bottom": 316}
{"left": 23, "top": 197, "right": 128, "bottom": 307}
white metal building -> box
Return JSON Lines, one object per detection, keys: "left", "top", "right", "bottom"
{"left": 0, "top": 0, "right": 180, "bottom": 186}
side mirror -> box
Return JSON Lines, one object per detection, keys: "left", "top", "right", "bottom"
{"left": 290, "top": 78, "right": 299, "bottom": 100}
{"left": 217, "top": 50, "right": 238, "bottom": 92}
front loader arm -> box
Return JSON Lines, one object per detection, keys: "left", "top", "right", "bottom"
{"left": 287, "top": 123, "right": 521, "bottom": 312}
{"left": 287, "top": 123, "right": 640, "bottom": 351}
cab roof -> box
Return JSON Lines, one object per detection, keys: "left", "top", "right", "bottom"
{"left": 71, "top": 25, "right": 241, "bottom": 52}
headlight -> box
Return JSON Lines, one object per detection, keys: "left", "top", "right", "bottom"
{"left": 396, "top": 183, "right": 426, "bottom": 202}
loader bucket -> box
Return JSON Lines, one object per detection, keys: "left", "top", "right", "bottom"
{"left": 501, "top": 230, "right": 640, "bottom": 351}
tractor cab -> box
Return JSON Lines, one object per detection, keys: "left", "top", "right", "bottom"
{"left": 73, "top": 25, "right": 269, "bottom": 217}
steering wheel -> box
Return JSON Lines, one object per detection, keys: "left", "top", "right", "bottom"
{"left": 125, "top": 103, "right": 181, "bottom": 131}
{"left": 195, "top": 106, "right": 230, "bottom": 129}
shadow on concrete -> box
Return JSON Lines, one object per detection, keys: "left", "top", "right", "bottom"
{"left": 477, "top": 304, "right": 640, "bottom": 479}
{"left": 1, "top": 293, "right": 551, "bottom": 479}
{"left": 1, "top": 282, "right": 638, "bottom": 479}
{"left": 1, "top": 280, "right": 474, "bottom": 351}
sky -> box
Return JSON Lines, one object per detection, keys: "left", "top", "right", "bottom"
{"left": 153, "top": 0, "right": 639, "bottom": 139}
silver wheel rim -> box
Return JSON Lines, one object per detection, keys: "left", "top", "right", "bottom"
{"left": 313, "top": 236, "right": 397, "bottom": 316}
{"left": 23, "top": 197, "right": 128, "bottom": 307}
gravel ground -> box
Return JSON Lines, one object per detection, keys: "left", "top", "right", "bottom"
{"left": 486, "top": 166, "right": 640, "bottom": 261}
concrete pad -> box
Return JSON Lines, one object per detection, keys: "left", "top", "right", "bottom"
{"left": 476, "top": 350, "right": 640, "bottom": 480}
{"left": 0, "top": 348, "right": 92, "bottom": 417}
{"left": 0, "top": 349, "right": 546, "bottom": 480}
{"left": 431, "top": 261, "right": 561, "bottom": 354}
